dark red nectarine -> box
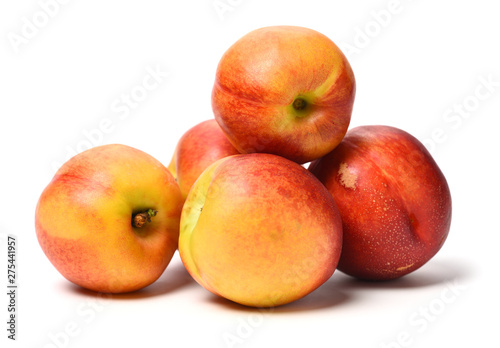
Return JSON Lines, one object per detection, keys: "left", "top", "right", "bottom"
{"left": 309, "top": 125, "right": 452, "bottom": 280}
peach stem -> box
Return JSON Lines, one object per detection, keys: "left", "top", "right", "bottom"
{"left": 132, "top": 209, "right": 158, "bottom": 228}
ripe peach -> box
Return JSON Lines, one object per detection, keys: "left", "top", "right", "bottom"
{"left": 35, "top": 144, "right": 183, "bottom": 293}
{"left": 309, "top": 126, "right": 452, "bottom": 280}
{"left": 179, "top": 153, "right": 343, "bottom": 307}
{"left": 168, "top": 119, "right": 239, "bottom": 200}
{"left": 212, "top": 25, "right": 355, "bottom": 164}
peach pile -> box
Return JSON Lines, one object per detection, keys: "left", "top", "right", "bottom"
{"left": 35, "top": 26, "right": 451, "bottom": 307}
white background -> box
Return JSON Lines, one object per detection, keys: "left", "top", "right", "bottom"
{"left": 1, "top": 0, "right": 499, "bottom": 347}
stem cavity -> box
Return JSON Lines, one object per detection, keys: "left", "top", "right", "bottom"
{"left": 292, "top": 97, "right": 307, "bottom": 111}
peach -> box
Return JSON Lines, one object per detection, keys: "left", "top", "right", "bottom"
{"left": 35, "top": 144, "right": 183, "bottom": 293}
{"left": 168, "top": 119, "right": 239, "bottom": 200}
{"left": 179, "top": 153, "right": 343, "bottom": 307}
{"left": 212, "top": 25, "right": 356, "bottom": 164}
{"left": 309, "top": 125, "right": 452, "bottom": 280}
